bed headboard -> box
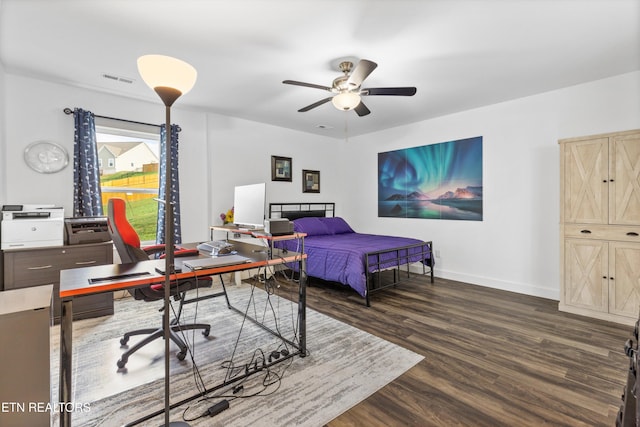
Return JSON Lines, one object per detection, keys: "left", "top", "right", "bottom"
{"left": 268, "top": 202, "right": 335, "bottom": 220}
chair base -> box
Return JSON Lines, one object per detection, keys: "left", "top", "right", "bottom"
{"left": 117, "top": 321, "right": 210, "bottom": 369}
{"left": 116, "top": 276, "right": 227, "bottom": 369}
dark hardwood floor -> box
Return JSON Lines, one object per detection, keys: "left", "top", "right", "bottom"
{"left": 274, "top": 273, "right": 632, "bottom": 426}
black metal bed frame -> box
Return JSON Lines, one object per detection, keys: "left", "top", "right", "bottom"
{"left": 365, "top": 240, "right": 434, "bottom": 306}
{"left": 268, "top": 202, "right": 335, "bottom": 220}
{"left": 268, "top": 202, "right": 434, "bottom": 306}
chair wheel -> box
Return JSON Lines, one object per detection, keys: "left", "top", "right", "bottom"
{"left": 120, "top": 337, "right": 129, "bottom": 346}
{"left": 177, "top": 351, "right": 186, "bottom": 361}
{"left": 117, "top": 359, "right": 126, "bottom": 369}
{"left": 203, "top": 328, "right": 210, "bottom": 337}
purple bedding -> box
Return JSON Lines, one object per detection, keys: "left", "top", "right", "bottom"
{"left": 275, "top": 217, "right": 430, "bottom": 297}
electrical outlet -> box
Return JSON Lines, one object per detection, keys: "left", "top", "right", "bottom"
{"left": 435, "top": 250, "right": 441, "bottom": 258}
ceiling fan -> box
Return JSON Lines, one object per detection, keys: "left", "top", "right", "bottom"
{"left": 282, "top": 59, "right": 417, "bottom": 117}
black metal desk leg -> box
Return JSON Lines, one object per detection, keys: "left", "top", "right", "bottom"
{"left": 59, "top": 299, "right": 73, "bottom": 426}
{"left": 299, "top": 242, "right": 306, "bottom": 356}
{"left": 298, "top": 272, "right": 306, "bottom": 356}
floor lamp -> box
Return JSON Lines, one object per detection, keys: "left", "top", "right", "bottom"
{"left": 137, "top": 54, "right": 197, "bottom": 427}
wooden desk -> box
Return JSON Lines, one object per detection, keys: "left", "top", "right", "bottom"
{"left": 57, "top": 240, "right": 306, "bottom": 426}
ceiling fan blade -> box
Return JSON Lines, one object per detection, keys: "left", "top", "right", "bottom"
{"left": 347, "top": 59, "right": 377, "bottom": 88}
{"left": 283, "top": 80, "right": 332, "bottom": 92}
{"left": 354, "top": 101, "right": 371, "bottom": 117}
{"left": 362, "top": 87, "right": 417, "bottom": 96}
{"left": 298, "top": 97, "right": 333, "bottom": 112}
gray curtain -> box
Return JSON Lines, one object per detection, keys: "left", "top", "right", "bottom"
{"left": 73, "top": 108, "right": 103, "bottom": 217}
{"left": 156, "top": 124, "right": 182, "bottom": 244}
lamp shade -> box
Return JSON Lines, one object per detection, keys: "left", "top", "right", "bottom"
{"left": 331, "top": 92, "right": 361, "bottom": 111}
{"left": 137, "top": 55, "right": 197, "bottom": 97}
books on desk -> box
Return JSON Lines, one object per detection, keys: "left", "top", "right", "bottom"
{"left": 182, "top": 254, "right": 251, "bottom": 271}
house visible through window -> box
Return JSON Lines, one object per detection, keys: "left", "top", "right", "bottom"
{"left": 96, "top": 118, "right": 160, "bottom": 243}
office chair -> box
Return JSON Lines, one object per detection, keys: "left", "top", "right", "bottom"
{"left": 107, "top": 197, "right": 212, "bottom": 369}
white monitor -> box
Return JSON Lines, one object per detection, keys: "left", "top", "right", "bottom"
{"left": 233, "top": 182, "right": 266, "bottom": 229}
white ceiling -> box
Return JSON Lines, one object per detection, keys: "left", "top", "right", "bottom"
{"left": 1, "top": 0, "right": 638, "bottom": 139}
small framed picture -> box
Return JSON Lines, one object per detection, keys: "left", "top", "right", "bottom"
{"left": 302, "top": 169, "right": 320, "bottom": 193}
{"left": 271, "top": 155, "right": 292, "bottom": 182}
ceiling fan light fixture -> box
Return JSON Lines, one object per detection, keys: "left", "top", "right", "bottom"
{"left": 332, "top": 92, "right": 361, "bottom": 111}
{"left": 283, "top": 58, "right": 412, "bottom": 116}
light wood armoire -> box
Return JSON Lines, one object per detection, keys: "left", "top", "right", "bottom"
{"left": 559, "top": 129, "right": 640, "bottom": 325}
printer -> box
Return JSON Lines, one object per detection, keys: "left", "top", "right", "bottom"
{"left": 64, "top": 216, "right": 111, "bottom": 245}
{"left": 263, "top": 218, "right": 294, "bottom": 236}
{"left": 1, "top": 204, "right": 64, "bottom": 249}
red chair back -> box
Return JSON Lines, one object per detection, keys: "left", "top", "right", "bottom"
{"left": 107, "top": 198, "right": 149, "bottom": 264}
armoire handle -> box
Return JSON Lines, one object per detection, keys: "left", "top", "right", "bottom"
{"left": 580, "top": 230, "right": 592, "bottom": 234}
{"left": 627, "top": 232, "right": 639, "bottom": 237}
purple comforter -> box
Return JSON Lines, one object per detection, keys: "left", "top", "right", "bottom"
{"left": 276, "top": 232, "right": 429, "bottom": 297}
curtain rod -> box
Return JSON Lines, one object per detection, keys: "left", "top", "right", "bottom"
{"left": 63, "top": 108, "right": 177, "bottom": 130}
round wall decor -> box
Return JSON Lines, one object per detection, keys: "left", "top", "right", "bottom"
{"left": 24, "top": 141, "right": 69, "bottom": 173}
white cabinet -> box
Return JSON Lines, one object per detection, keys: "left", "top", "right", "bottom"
{"left": 559, "top": 129, "right": 640, "bottom": 325}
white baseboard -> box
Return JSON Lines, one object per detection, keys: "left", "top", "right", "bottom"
{"left": 409, "top": 264, "right": 559, "bottom": 301}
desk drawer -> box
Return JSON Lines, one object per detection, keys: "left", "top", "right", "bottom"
{"left": 57, "top": 245, "right": 111, "bottom": 270}
{"left": 3, "top": 243, "right": 114, "bottom": 322}
{"left": 4, "top": 251, "right": 60, "bottom": 287}
{"left": 4, "top": 244, "right": 112, "bottom": 288}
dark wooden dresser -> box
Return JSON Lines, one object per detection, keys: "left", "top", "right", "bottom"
{"left": 2, "top": 242, "right": 114, "bottom": 322}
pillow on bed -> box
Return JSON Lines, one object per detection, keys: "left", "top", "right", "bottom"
{"left": 319, "top": 217, "right": 355, "bottom": 234}
{"left": 293, "top": 217, "right": 331, "bottom": 236}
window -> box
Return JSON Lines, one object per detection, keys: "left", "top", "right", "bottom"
{"left": 95, "top": 118, "right": 160, "bottom": 243}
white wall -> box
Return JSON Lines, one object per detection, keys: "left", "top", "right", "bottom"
{"left": 2, "top": 74, "right": 203, "bottom": 242}
{"left": 204, "top": 114, "right": 347, "bottom": 226}
{"left": 1, "top": 74, "right": 342, "bottom": 244}
{"left": 2, "top": 71, "right": 639, "bottom": 300}
{"left": 343, "top": 71, "right": 640, "bottom": 300}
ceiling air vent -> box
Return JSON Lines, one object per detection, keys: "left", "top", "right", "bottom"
{"left": 102, "top": 73, "right": 135, "bottom": 84}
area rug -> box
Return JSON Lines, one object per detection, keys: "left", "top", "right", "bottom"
{"left": 50, "top": 281, "right": 423, "bottom": 426}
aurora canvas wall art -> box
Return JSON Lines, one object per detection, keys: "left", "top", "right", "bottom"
{"left": 378, "top": 136, "right": 483, "bottom": 221}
